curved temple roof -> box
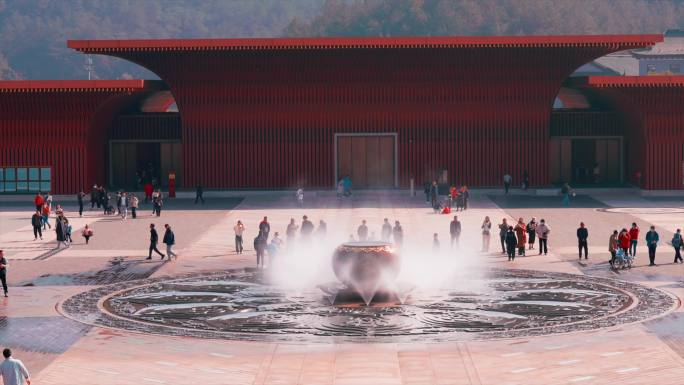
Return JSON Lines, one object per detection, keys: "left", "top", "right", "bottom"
{"left": 68, "top": 34, "right": 663, "bottom": 52}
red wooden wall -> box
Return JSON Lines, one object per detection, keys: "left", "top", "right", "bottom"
{"left": 71, "top": 37, "right": 657, "bottom": 189}
{"left": 578, "top": 77, "right": 684, "bottom": 190}
{"left": 0, "top": 81, "right": 147, "bottom": 194}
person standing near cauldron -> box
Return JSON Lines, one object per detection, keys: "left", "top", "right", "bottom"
{"left": 254, "top": 233, "right": 267, "bottom": 268}
{"left": 258, "top": 216, "right": 270, "bottom": 240}
{"left": 300, "top": 215, "right": 314, "bottom": 240}
{"left": 449, "top": 216, "right": 461, "bottom": 249}
{"left": 357, "top": 220, "right": 369, "bottom": 241}
{"left": 316, "top": 220, "right": 327, "bottom": 239}
{"left": 381, "top": 218, "right": 392, "bottom": 242}
{"left": 393, "top": 221, "right": 403, "bottom": 247}
{"left": 286, "top": 218, "right": 298, "bottom": 245}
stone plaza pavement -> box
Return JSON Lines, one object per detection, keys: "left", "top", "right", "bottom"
{"left": 0, "top": 190, "right": 683, "bottom": 385}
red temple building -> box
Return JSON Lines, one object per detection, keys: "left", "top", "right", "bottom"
{"left": 2, "top": 34, "right": 683, "bottom": 194}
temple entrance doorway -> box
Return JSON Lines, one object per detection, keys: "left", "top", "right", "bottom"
{"left": 335, "top": 134, "right": 397, "bottom": 188}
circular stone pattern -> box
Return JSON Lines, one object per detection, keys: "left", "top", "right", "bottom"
{"left": 59, "top": 269, "right": 676, "bottom": 342}
{"left": 597, "top": 207, "right": 684, "bottom": 215}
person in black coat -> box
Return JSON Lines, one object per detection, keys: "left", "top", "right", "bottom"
{"left": 577, "top": 222, "right": 589, "bottom": 260}
{"left": 300, "top": 215, "right": 314, "bottom": 240}
{"left": 90, "top": 186, "right": 98, "bottom": 209}
{"left": 505, "top": 227, "right": 518, "bottom": 261}
{"left": 102, "top": 192, "right": 110, "bottom": 215}
{"left": 430, "top": 180, "right": 439, "bottom": 213}
{"left": 450, "top": 216, "right": 462, "bottom": 248}
{"left": 31, "top": 210, "right": 42, "bottom": 240}
{"left": 0, "top": 250, "right": 8, "bottom": 297}
{"left": 254, "top": 234, "right": 267, "bottom": 268}
{"left": 55, "top": 216, "right": 68, "bottom": 249}
{"left": 195, "top": 184, "right": 204, "bottom": 204}
{"left": 146, "top": 223, "right": 165, "bottom": 260}
{"left": 77, "top": 190, "right": 85, "bottom": 217}
{"left": 163, "top": 224, "right": 178, "bottom": 260}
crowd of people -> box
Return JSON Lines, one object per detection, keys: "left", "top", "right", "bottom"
{"left": 28, "top": 185, "right": 170, "bottom": 253}
{"left": 242, "top": 216, "right": 406, "bottom": 268}
{"left": 19, "top": 185, "right": 684, "bottom": 281}
{"left": 608, "top": 223, "right": 684, "bottom": 267}
{"left": 425, "top": 180, "right": 471, "bottom": 213}
{"left": 497, "top": 217, "right": 551, "bottom": 261}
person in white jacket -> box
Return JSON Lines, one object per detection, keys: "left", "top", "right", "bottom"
{"left": 535, "top": 219, "right": 550, "bottom": 255}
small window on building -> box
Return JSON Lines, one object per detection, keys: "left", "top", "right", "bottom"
{"left": 670, "top": 64, "right": 681, "bottom": 74}
{"left": 0, "top": 166, "right": 51, "bottom": 193}
{"left": 647, "top": 64, "right": 657, "bottom": 74}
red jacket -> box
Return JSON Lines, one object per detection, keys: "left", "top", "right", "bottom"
{"left": 34, "top": 195, "right": 44, "bottom": 206}
{"left": 628, "top": 227, "right": 640, "bottom": 241}
{"left": 514, "top": 223, "right": 527, "bottom": 247}
{"left": 144, "top": 183, "right": 153, "bottom": 196}
{"left": 618, "top": 233, "right": 631, "bottom": 249}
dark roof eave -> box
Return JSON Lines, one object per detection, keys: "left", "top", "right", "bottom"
{"left": 568, "top": 76, "right": 684, "bottom": 88}
{"left": 0, "top": 80, "right": 168, "bottom": 93}
{"left": 67, "top": 34, "right": 663, "bottom": 52}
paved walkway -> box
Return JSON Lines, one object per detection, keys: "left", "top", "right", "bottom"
{"left": 0, "top": 192, "right": 682, "bottom": 384}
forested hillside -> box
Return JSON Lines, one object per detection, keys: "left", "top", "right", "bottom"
{"left": 286, "top": 0, "right": 684, "bottom": 37}
{"left": 0, "top": 0, "right": 322, "bottom": 80}
{"left": 0, "top": 0, "right": 682, "bottom": 80}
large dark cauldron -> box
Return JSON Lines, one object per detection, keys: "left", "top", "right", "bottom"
{"left": 332, "top": 241, "right": 400, "bottom": 304}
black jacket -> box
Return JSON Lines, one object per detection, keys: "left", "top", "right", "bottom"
{"left": 505, "top": 231, "right": 517, "bottom": 248}
{"left": 301, "top": 220, "right": 314, "bottom": 235}
{"left": 577, "top": 227, "right": 589, "bottom": 242}
{"left": 31, "top": 214, "right": 42, "bottom": 227}
{"left": 450, "top": 220, "right": 461, "bottom": 235}
{"left": 253, "top": 235, "right": 267, "bottom": 251}
{"left": 55, "top": 219, "right": 66, "bottom": 242}
{"left": 163, "top": 229, "right": 175, "bottom": 245}
{"left": 150, "top": 228, "right": 159, "bottom": 243}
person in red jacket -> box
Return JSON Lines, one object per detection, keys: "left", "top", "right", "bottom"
{"left": 41, "top": 203, "right": 51, "bottom": 230}
{"left": 628, "top": 223, "right": 640, "bottom": 257}
{"left": 618, "top": 228, "right": 631, "bottom": 256}
{"left": 144, "top": 182, "right": 154, "bottom": 204}
{"left": 514, "top": 218, "right": 527, "bottom": 256}
{"left": 449, "top": 186, "right": 458, "bottom": 209}
{"left": 34, "top": 192, "right": 44, "bottom": 212}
